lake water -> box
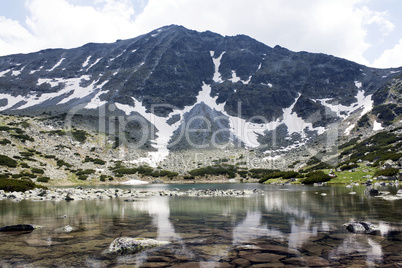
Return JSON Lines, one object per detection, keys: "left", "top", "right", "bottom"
{"left": 0, "top": 183, "right": 401, "bottom": 267}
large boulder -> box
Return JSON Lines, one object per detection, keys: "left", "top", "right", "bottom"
{"left": 108, "top": 237, "right": 171, "bottom": 254}
{"left": 364, "top": 187, "right": 379, "bottom": 196}
{"left": 0, "top": 224, "right": 42, "bottom": 232}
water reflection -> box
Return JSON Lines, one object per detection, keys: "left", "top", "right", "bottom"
{"left": 0, "top": 184, "right": 400, "bottom": 267}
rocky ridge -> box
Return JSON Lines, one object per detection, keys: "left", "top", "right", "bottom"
{"left": 0, "top": 25, "right": 401, "bottom": 165}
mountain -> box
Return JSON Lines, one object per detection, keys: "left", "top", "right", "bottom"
{"left": 0, "top": 25, "right": 401, "bottom": 167}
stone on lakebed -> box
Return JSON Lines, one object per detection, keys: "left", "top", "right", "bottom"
{"left": 0, "top": 224, "right": 43, "bottom": 232}
{"left": 343, "top": 221, "right": 380, "bottom": 234}
{"left": 108, "top": 237, "right": 171, "bottom": 254}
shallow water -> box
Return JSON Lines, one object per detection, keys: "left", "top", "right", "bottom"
{"left": 0, "top": 183, "right": 401, "bottom": 267}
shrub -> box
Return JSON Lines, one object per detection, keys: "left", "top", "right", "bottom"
{"left": 301, "top": 171, "right": 331, "bottom": 184}
{"left": 76, "top": 169, "right": 95, "bottom": 175}
{"left": 113, "top": 168, "right": 138, "bottom": 175}
{"left": 0, "top": 178, "right": 40, "bottom": 192}
{"left": 188, "top": 164, "right": 236, "bottom": 178}
{"left": 0, "top": 174, "right": 10, "bottom": 179}
{"left": 93, "top": 158, "right": 106, "bottom": 165}
{"left": 259, "top": 171, "right": 299, "bottom": 183}
{"left": 31, "top": 168, "right": 45, "bottom": 174}
{"left": 84, "top": 156, "right": 106, "bottom": 165}
{"left": 339, "top": 163, "right": 358, "bottom": 171}
{"left": 11, "top": 134, "right": 34, "bottom": 142}
{"left": 37, "top": 177, "right": 50, "bottom": 183}
{"left": 0, "top": 154, "right": 18, "bottom": 168}
{"left": 56, "top": 159, "right": 72, "bottom": 168}
{"left": 151, "top": 170, "right": 178, "bottom": 178}
{"left": 249, "top": 168, "right": 279, "bottom": 178}
{"left": 72, "top": 129, "right": 89, "bottom": 143}
{"left": 100, "top": 175, "right": 107, "bottom": 182}
{"left": 0, "top": 139, "right": 11, "bottom": 145}
{"left": 375, "top": 168, "right": 399, "bottom": 177}
{"left": 77, "top": 175, "right": 88, "bottom": 180}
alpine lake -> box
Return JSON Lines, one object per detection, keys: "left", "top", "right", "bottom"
{"left": 0, "top": 183, "right": 401, "bottom": 267}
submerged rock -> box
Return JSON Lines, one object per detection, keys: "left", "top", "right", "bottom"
{"left": 108, "top": 237, "right": 171, "bottom": 254}
{"left": 364, "top": 187, "right": 379, "bottom": 196}
{"left": 343, "top": 221, "right": 380, "bottom": 234}
{"left": 0, "top": 224, "right": 43, "bottom": 232}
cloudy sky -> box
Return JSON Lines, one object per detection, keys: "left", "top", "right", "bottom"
{"left": 0, "top": 0, "right": 401, "bottom": 68}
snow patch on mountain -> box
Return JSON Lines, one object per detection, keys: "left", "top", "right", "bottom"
{"left": 0, "top": 94, "right": 26, "bottom": 111}
{"left": 38, "top": 78, "right": 63, "bottom": 87}
{"left": 316, "top": 90, "right": 373, "bottom": 119}
{"left": 48, "top": 58, "right": 65, "bottom": 72}
{"left": 57, "top": 75, "right": 94, "bottom": 104}
{"left": 373, "top": 120, "right": 383, "bottom": 131}
{"left": 344, "top": 123, "right": 355, "bottom": 135}
{"left": 12, "top": 67, "right": 24, "bottom": 76}
{"left": 85, "top": 90, "right": 107, "bottom": 109}
{"left": 82, "top": 56, "right": 91, "bottom": 68}
{"left": 211, "top": 51, "right": 225, "bottom": 83}
{"left": 281, "top": 94, "right": 326, "bottom": 136}
{"left": 0, "top": 69, "right": 11, "bottom": 77}
{"left": 86, "top": 58, "right": 102, "bottom": 71}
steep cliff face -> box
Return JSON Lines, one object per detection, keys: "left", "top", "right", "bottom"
{"left": 0, "top": 25, "right": 401, "bottom": 165}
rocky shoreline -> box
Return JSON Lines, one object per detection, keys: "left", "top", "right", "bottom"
{"left": 0, "top": 187, "right": 262, "bottom": 202}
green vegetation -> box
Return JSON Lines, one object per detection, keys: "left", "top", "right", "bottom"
{"left": 300, "top": 171, "right": 332, "bottom": 184}
{"left": 357, "top": 114, "right": 370, "bottom": 127}
{"left": 113, "top": 165, "right": 179, "bottom": 178}
{"left": 372, "top": 104, "right": 400, "bottom": 126}
{"left": 375, "top": 168, "right": 399, "bottom": 177}
{"left": 40, "top": 128, "right": 90, "bottom": 143}
{"left": 77, "top": 175, "right": 88, "bottom": 180}
{"left": 0, "top": 155, "right": 18, "bottom": 168}
{"left": 249, "top": 168, "right": 279, "bottom": 178}
{"left": 339, "top": 163, "right": 358, "bottom": 171}
{"left": 0, "top": 178, "right": 45, "bottom": 192}
{"left": 188, "top": 164, "right": 237, "bottom": 178}
{"left": 31, "top": 168, "right": 45, "bottom": 174}
{"left": 0, "top": 139, "right": 11, "bottom": 145}
{"left": 75, "top": 169, "right": 95, "bottom": 175}
{"left": 11, "top": 134, "right": 34, "bottom": 142}
{"left": 56, "top": 159, "right": 72, "bottom": 168}
{"left": 259, "top": 171, "right": 299, "bottom": 183}
{"left": 84, "top": 156, "right": 106, "bottom": 165}
{"left": 37, "top": 177, "right": 50, "bottom": 183}
{"left": 339, "top": 131, "right": 401, "bottom": 166}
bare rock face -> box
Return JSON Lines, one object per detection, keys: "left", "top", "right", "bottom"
{"left": 108, "top": 237, "right": 171, "bottom": 254}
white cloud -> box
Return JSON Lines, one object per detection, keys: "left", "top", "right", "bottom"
{"left": 372, "top": 39, "right": 402, "bottom": 68}
{"left": 133, "top": 0, "right": 379, "bottom": 65}
{"left": 0, "top": 0, "right": 399, "bottom": 69}
{"left": 25, "top": 0, "right": 138, "bottom": 50}
{"left": 0, "top": 16, "right": 36, "bottom": 55}
{"left": 360, "top": 6, "right": 394, "bottom": 36}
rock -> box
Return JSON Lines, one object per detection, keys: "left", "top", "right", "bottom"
{"left": 63, "top": 225, "right": 73, "bottom": 232}
{"left": 65, "top": 194, "right": 74, "bottom": 201}
{"left": 108, "top": 237, "right": 171, "bottom": 254}
{"left": 343, "top": 221, "right": 380, "bottom": 234}
{"left": 242, "top": 253, "right": 282, "bottom": 263}
{"left": 0, "top": 224, "right": 43, "bottom": 232}
{"left": 364, "top": 187, "right": 379, "bottom": 196}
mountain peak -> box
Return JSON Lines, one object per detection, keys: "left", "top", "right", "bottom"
{"left": 0, "top": 26, "right": 400, "bottom": 166}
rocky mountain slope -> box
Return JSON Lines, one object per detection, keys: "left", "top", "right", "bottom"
{"left": 0, "top": 25, "right": 401, "bottom": 169}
